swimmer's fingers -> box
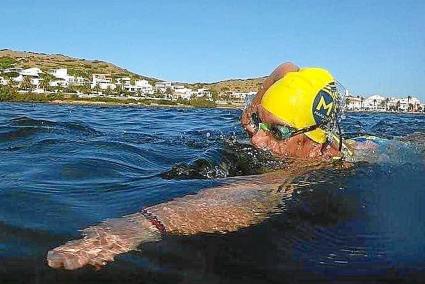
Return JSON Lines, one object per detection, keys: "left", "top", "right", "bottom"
{"left": 241, "top": 105, "right": 258, "bottom": 136}
{"left": 46, "top": 232, "right": 130, "bottom": 270}
{"left": 47, "top": 239, "right": 91, "bottom": 270}
{"left": 47, "top": 214, "right": 160, "bottom": 270}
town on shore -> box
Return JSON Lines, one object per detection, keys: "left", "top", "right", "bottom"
{"left": 0, "top": 66, "right": 256, "bottom": 107}
{"left": 1, "top": 64, "right": 424, "bottom": 113}
{"left": 345, "top": 94, "right": 423, "bottom": 113}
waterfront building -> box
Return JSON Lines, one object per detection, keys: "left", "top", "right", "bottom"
{"left": 154, "top": 81, "right": 173, "bottom": 93}
{"left": 91, "top": 74, "right": 115, "bottom": 90}
{"left": 228, "top": 91, "right": 257, "bottom": 103}
{"left": 116, "top": 77, "right": 131, "bottom": 86}
{"left": 134, "top": 79, "right": 153, "bottom": 94}
{"left": 49, "top": 68, "right": 85, "bottom": 87}
{"left": 363, "top": 95, "right": 386, "bottom": 111}
{"left": 399, "top": 97, "right": 421, "bottom": 112}
{"left": 345, "top": 96, "right": 362, "bottom": 111}
{"left": 174, "top": 87, "right": 193, "bottom": 100}
{"left": 123, "top": 79, "right": 154, "bottom": 94}
{"left": 194, "top": 88, "right": 212, "bottom": 99}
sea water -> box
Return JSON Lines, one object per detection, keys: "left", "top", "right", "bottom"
{"left": 0, "top": 102, "right": 424, "bottom": 283}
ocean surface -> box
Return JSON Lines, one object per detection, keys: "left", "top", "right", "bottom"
{"left": 0, "top": 102, "right": 424, "bottom": 284}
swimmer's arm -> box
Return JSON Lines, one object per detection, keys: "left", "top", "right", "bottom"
{"left": 47, "top": 165, "right": 324, "bottom": 270}
{"left": 47, "top": 183, "right": 274, "bottom": 270}
{"left": 241, "top": 62, "right": 299, "bottom": 136}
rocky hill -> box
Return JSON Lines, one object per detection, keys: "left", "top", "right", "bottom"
{"left": 188, "top": 77, "right": 265, "bottom": 93}
{"left": 0, "top": 49, "right": 158, "bottom": 83}
{"left": 0, "top": 49, "right": 263, "bottom": 92}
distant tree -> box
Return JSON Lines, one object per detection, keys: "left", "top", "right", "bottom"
{"left": 396, "top": 100, "right": 401, "bottom": 111}
{"left": 40, "top": 73, "right": 54, "bottom": 92}
{"left": 2, "top": 71, "right": 19, "bottom": 79}
{"left": 105, "top": 86, "right": 114, "bottom": 96}
{"left": 210, "top": 89, "right": 219, "bottom": 101}
{"left": 93, "top": 84, "right": 101, "bottom": 94}
{"left": 40, "top": 78, "right": 50, "bottom": 92}
{"left": 64, "top": 85, "right": 78, "bottom": 94}
{"left": 7, "top": 78, "right": 15, "bottom": 89}
{"left": 408, "top": 103, "right": 414, "bottom": 112}
{"left": 0, "top": 57, "right": 17, "bottom": 69}
{"left": 81, "top": 82, "right": 91, "bottom": 94}
{"left": 385, "top": 98, "right": 390, "bottom": 110}
{"left": 21, "top": 76, "right": 33, "bottom": 91}
{"left": 153, "top": 92, "right": 162, "bottom": 98}
{"left": 115, "top": 84, "right": 124, "bottom": 96}
{"left": 345, "top": 97, "right": 351, "bottom": 105}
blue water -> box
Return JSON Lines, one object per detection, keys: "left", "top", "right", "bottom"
{"left": 0, "top": 102, "right": 424, "bottom": 283}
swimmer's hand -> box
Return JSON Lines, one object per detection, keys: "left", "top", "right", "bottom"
{"left": 241, "top": 104, "right": 258, "bottom": 136}
{"left": 47, "top": 213, "right": 161, "bottom": 270}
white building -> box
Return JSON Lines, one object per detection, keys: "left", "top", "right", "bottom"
{"left": 116, "top": 78, "right": 154, "bottom": 95}
{"left": 134, "top": 79, "right": 153, "bottom": 94}
{"left": 116, "top": 77, "right": 131, "bottom": 87}
{"left": 387, "top": 97, "right": 400, "bottom": 110}
{"left": 377, "top": 97, "right": 422, "bottom": 112}
{"left": 50, "top": 68, "right": 68, "bottom": 79}
{"left": 363, "top": 95, "right": 386, "bottom": 110}
{"left": 0, "top": 76, "right": 8, "bottom": 85}
{"left": 398, "top": 97, "right": 421, "bottom": 111}
{"left": 49, "top": 68, "right": 85, "bottom": 87}
{"left": 20, "top": 67, "right": 42, "bottom": 77}
{"left": 345, "top": 96, "right": 362, "bottom": 111}
{"left": 91, "top": 74, "right": 115, "bottom": 90}
{"left": 3, "top": 67, "right": 23, "bottom": 74}
{"left": 154, "top": 81, "right": 173, "bottom": 93}
{"left": 13, "top": 74, "right": 24, "bottom": 83}
{"left": 194, "top": 88, "right": 212, "bottom": 98}
{"left": 123, "top": 79, "right": 154, "bottom": 94}
{"left": 228, "top": 91, "right": 257, "bottom": 103}
{"left": 174, "top": 87, "right": 193, "bottom": 100}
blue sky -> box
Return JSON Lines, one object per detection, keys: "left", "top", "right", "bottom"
{"left": 1, "top": 0, "right": 424, "bottom": 99}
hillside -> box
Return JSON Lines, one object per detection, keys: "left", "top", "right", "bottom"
{"left": 0, "top": 49, "right": 159, "bottom": 84}
{"left": 0, "top": 49, "right": 263, "bottom": 93}
{"left": 189, "top": 77, "right": 265, "bottom": 93}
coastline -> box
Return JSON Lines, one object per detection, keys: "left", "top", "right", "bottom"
{"left": 1, "top": 99, "right": 423, "bottom": 114}
{"left": 1, "top": 99, "right": 244, "bottom": 110}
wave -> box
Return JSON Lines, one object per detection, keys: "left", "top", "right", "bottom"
{"left": 161, "top": 140, "right": 291, "bottom": 179}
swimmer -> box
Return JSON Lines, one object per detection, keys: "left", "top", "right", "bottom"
{"left": 46, "top": 63, "right": 418, "bottom": 270}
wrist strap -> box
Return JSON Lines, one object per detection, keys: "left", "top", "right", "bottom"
{"left": 141, "top": 208, "right": 167, "bottom": 236}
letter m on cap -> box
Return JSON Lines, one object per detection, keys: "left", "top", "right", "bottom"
{"left": 316, "top": 95, "right": 333, "bottom": 116}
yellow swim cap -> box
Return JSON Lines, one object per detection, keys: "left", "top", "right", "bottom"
{"left": 261, "top": 67, "right": 339, "bottom": 144}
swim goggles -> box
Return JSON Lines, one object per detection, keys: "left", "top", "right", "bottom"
{"left": 251, "top": 113, "right": 328, "bottom": 140}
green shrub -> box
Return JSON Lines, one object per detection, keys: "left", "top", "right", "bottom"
{"left": 0, "top": 57, "right": 17, "bottom": 69}
{"left": 189, "top": 98, "right": 216, "bottom": 108}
